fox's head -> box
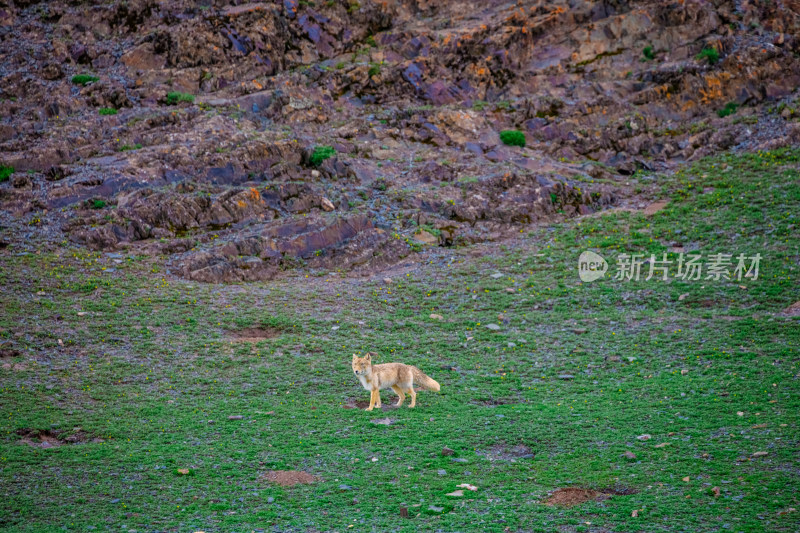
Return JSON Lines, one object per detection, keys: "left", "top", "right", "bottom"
{"left": 352, "top": 352, "right": 375, "bottom": 376}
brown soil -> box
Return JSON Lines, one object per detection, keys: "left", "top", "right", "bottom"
{"left": 477, "top": 443, "right": 534, "bottom": 461}
{"left": 228, "top": 327, "right": 282, "bottom": 342}
{"left": 0, "top": 348, "right": 20, "bottom": 359}
{"left": 779, "top": 301, "right": 800, "bottom": 317}
{"left": 543, "top": 488, "right": 611, "bottom": 507}
{"left": 642, "top": 200, "right": 669, "bottom": 216}
{"left": 342, "top": 398, "right": 398, "bottom": 410}
{"left": 260, "top": 470, "right": 319, "bottom": 487}
{"left": 16, "top": 428, "right": 101, "bottom": 448}
{"left": 543, "top": 486, "right": 638, "bottom": 507}
{"left": 470, "top": 397, "right": 521, "bottom": 407}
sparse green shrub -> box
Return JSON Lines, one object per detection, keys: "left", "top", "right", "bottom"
{"left": 98, "top": 108, "right": 117, "bottom": 115}
{"left": 642, "top": 46, "right": 656, "bottom": 61}
{"left": 92, "top": 199, "right": 107, "bottom": 209}
{"left": 368, "top": 63, "right": 381, "bottom": 77}
{"left": 0, "top": 164, "right": 13, "bottom": 182}
{"left": 365, "top": 35, "right": 377, "bottom": 47}
{"left": 309, "top": 145, "right": 336, "bottom": 167}
{"left": 499, "top": 129, "right": 526, "bottom": 147}
{"left": 717, "top": 101, "right": 739, "bottom": 118}
{"left": 696, "top": 47, "right": 720, "bottom": 65}
{"left": 71, "top": 74, "right": 99, "bottom": 86}
{"left": 119, "top": 143, "right": 143, "bottom": 152}
{"left": 165, "top": 92, "right": 195, "bottom": 105}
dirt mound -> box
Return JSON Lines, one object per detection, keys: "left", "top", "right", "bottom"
{"left": 543, "top": 486, "right": 638, "bottom": 507}
{"left": 779, "top": 301, "right": 800, "bottom": 317}
{"left": 470, "top": 397, "right": 520, "bottom": 407}
{"left": 544, "top": 488, "right": 609, "bottom": 507}
{"left": 343, "top": 399, "right": 386, "bottom": 410}
{"left": 229, "top": 327, "right": 283, "bottom": 342}
{"left": 260, "top": 470, "right": 319, "bottom": 487}
{"left": 477, "top": 443, "right": 535, "bottom": 461}
{"left": 16, "top": 428, "right": 102, "bottom": 448}
{"left": 0, "top": 347, "right": 21, "bottom": 359}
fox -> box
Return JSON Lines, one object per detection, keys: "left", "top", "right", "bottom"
{"left": 351, "top": 352, "right": 440, "bottom": 411}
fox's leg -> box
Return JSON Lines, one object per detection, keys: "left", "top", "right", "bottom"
{"left": 406, "top": 387, "right": 417, "bottom": 408}
{"left": 366, "top": 389, "right": 376, "bottom": 411}
{"left": 374, "top": 388, "right": 382, "bottom": 408}
{"left": 391, "top": 385, "right": 405, "bottom": 407}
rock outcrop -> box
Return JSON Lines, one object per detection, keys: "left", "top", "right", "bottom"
{"left": 2, "top": 0, "right": 799, "bottom": 280}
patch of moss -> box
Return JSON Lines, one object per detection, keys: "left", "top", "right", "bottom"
{"left": 71, "top": 74, "right": 99, "bottom": 86}
{"left": 717, "top": 101, "right": 738, "bottom": 118}
{"left": 98, "top": 108, "right": 118, "bottom": 116}
{"left": 696, "top": 47, "right": 720, "bottom": 65}
{"left": 309, "top": 145, "right": 336, "bottom": 167}
{"left": 499, "top": 129, "right": 526, "bottom": 147}
{"left": 642, "top": 45, "right": 656, "bottom": 61}
{"left": 0, "top": 164, "right": 14, "bottom": 182}
{"left": 165, "top": 92, "right": 195, "bottom": 105}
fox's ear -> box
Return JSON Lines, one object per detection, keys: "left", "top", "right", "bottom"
{"left": 352, "top": 353, "right": 358, "bottom": 360}
{"left": 364, "top": 352, "right": 372, "bottom": 361}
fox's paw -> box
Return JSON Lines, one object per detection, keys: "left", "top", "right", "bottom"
{"left": 365, "top": 407, "right": 374, "bottom": 411}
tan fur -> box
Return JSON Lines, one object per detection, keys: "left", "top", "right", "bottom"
{"left": 351, "top": 352, "right": 440, "bottom": 411}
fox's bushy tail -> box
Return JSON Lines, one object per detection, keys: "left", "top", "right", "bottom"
{"left": 412, "top": 367, "right": 440, "bottom": 392}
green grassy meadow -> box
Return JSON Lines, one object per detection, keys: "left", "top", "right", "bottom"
{"left": 1, "top": 150, "right": 798, "bottom": 532}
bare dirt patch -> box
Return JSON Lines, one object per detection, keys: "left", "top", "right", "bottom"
{"left": 477, "top": 444, "right": 535, "bottom": 461}
{"left": 543, "top": 488, "right": 610, "bottom": 507}
{"left": 16, "top": 428, "right": 102, "bottom": 448}
{"left": 0, "top": 347, "right": 20, "bottom": 359}
{"left": 470, "top": 398, "right": 521, "bottom": 407}
{"left": 342, "top": 398, "right": 398, "bottom": 410}
{"left": 228, "top": 327, "right": 283, "bottom": 342}
{"left": 779, "top": 301, "right": 800, "bottom": 317}
{"left": 260, "top": 470, "right": 319, "bottom": 487}
{"left": 543, "top": 486, "right": 638, "bottom": 507}
{"left": 643, "top": 200, "right": 669, "bottom": 215}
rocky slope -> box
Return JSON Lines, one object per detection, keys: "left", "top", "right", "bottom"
{"left": 1, "top": 0, "right": 799, "bottom": 281}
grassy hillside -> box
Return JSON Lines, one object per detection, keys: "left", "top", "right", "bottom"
{"left": 1, "top": 149, "right": 798, "bottom": 532}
